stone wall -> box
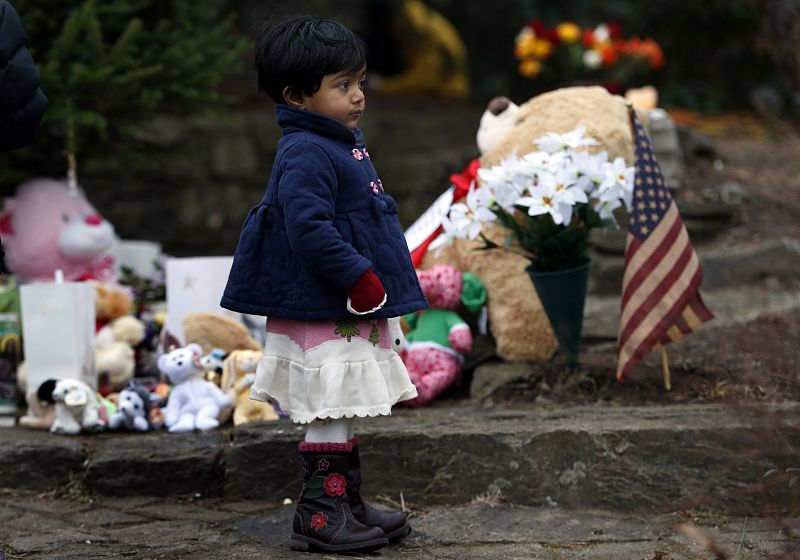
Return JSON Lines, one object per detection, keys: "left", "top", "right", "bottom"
{"left": 83, "top": 97, "right": 484, "bottom": 257}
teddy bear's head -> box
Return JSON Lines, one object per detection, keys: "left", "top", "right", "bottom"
{"left": 221, "top": 349, "right": 262, "bottom": 394}
{"left": 478, "top": 86, "right": 636, "bottom": 170}
{"left": 183, "top": 312, "right": 261, "bottom": 355}
{"left": 157, "top": 343, "right": 203, "bottom": 385}
{"left": 51, "top": 378, "right": 94, "bottom": 408}
{"left": 0, "top": 179, "right": 116, "bottom": 282}
{"left": 117, "top": 384, "right": 150, "bottom": 419}
{"left": 94, "top": 283, "right": 134, "bottom": 323}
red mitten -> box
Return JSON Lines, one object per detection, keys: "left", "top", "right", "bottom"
{"left": 347, "top": 268, "right": 387, "bottom": 314}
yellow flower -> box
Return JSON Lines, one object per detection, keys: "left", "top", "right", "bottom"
{"left": 519, "top": 58, "right": 542, "bottom": 78}
{"left": 532, "top": 38, "right": 553, "bottom": 59}
{"left": 556, "top": 22, "right": 581, "bottom": 44}
{"left": 514, "top": 35, "right": 537, "bottom": 59}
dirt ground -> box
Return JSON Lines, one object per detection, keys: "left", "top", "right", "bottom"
{"left": 448, "top": 119, "right": 800, "bottom": 409}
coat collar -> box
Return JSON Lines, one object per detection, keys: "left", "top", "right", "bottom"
{"left": 276, "top": 104, "right": 363, "bottom": 144}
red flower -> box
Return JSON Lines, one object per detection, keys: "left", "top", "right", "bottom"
{"left": 527, "top": 18, "right": 546, "bottom": 36}
{"left": 605, "top": 20, "right": 623, "bottom": 40}
{"left": 323, "top": 473, "right": 347, "bottom": 497}
{"left": 310, "top": 512, "right": 328, "bottom": 531}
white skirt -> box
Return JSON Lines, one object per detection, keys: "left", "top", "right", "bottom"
{"left": 249, "top": 316, "right": 417, "bottom": 424}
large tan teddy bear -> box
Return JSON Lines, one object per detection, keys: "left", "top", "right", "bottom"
{"left": 421, "top": 86, "right": 636, "bottom": 362}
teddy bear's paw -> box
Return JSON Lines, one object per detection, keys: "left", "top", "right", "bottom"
{"left": 51, "top": 423, "right": 80, "bottom": 435}
{"left": 195, "top": 416, "right": 220, "bottom": 431}
{"left": 168, "top": 416, "right": 196, "bottom": 432}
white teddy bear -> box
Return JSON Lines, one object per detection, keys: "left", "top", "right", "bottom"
{"left": 108, "top": 383, "right": 150, "bottom": 432}
{"left": 158, "top": 343, "right": 232, "bottom": 433}
{"left": 50, "top": 378, "right": 105, "bottom": 435}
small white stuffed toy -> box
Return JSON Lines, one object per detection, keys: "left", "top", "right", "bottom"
{"left": 158, "top": 343, "right": 232, "bottom": 433}
{"left": 108, "top": 383, "right": 150, "bottom": 432}
{"left": 50, "top": 378, "right": 105, "bottom": 435}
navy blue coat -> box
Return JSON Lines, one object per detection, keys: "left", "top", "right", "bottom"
{"left": 221, "top": 105, "right": 427, "bottom": 320}
{"left": 0, "top": 0, "right": 48, "bottom": 152}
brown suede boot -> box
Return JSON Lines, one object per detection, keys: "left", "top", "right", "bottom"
{"left": 347, "top": 436, "right": 411, "bottom": 541}
{"left": 291, "top": 441, "right": 388, "bottom": 552}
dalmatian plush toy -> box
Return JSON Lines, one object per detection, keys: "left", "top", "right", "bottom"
{"left": 158, "top": 343, "right": 232, "bottom": 432}
{"left": 108, "top": 383, "right": 150, "bottom": 431}
{"left": 50, "top": 378, "right": 105, "bottom": 435}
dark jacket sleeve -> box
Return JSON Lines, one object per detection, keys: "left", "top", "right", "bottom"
{"left": 0, "top": 0, "right": 48, "bottom": 152}
{"left": 278, "top": 142, "right": 372, "bottom": 292}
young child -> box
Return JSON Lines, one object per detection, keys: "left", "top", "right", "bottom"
{"left": 221, "top": 16, "right": 427, "bottom": 553}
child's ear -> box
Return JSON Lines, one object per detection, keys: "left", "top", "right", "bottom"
{"left": 283, "top": 86, "right": 306, "bottom": 108}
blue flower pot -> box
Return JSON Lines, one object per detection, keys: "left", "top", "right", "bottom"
{"left": 525, "top": 257, "right": 591, "bottom": 371}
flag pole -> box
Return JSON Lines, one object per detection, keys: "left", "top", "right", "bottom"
{"left": 658, "top": 344, "right": 671, "bottom": 391}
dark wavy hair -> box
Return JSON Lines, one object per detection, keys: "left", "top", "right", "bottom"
{"left": 253, "top": 16, "right": 367, "bottom": 104}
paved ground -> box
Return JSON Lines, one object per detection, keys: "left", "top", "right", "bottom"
{"left": 1, "top": 490, "right": 798, "bottom": 559}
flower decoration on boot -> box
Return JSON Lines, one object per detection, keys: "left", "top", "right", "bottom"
{"left": 323, "top": 473, "right": 347, "bottom": 497}
{"left": 303, "top": 473, "right": 347, "bottom": 499}
{"left": 310, "top": 512, "right": 328, "bottom": 531}
{"left": 317, "top": 458, "right": 330, "bottom": 472}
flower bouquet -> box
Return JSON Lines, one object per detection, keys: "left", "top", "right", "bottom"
{"left": 514, "top": 20, "right": 665, "bottom": 92}
{"left": 431, "top": 127, "right": 636, "bottom": 368}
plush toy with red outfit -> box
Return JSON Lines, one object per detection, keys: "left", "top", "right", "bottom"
{"left": 401, "top": 265, "right": 486, "bottom": 406}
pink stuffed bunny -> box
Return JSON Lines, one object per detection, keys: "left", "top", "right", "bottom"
{"left": 0, "top": 179, "right": 116, "bottom": 282}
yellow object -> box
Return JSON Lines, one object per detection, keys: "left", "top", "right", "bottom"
{"left": 376, "top": 0, "right": 470, "bottom": 98}
{"left": 532, "top": 38, "right": 554, "bottom": 59}
{"left": 556, "top": 22, "right": 581, "bottom": 44}
{"left": 625, "top": 85, "right": 659, "bottom": 111}
{"left": 519, "top": 59, "right": 542, "bottom": 78}
{"left": 221, "top": 350, "right": 278, "bottom": 425}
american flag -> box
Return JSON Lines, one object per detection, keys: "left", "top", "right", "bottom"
{"left": 616, "top": 107, "right": 714, "bottom": 381}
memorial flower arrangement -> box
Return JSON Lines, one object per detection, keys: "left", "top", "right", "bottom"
{"left": 514, "top": 20, "right": 665, "bottom": 89}
{"left": 431, "top": 127, "right": 636, "bottom": 271}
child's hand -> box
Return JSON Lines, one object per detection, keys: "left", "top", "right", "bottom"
{"left": 347, "top": 268, "right": 387, "bottom": 315}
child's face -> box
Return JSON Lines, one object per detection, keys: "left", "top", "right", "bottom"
{"left": 290, "top": 66, "right": 367, "bottom": 129}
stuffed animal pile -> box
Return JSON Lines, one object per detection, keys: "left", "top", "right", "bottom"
{"left": 422, "top": 86, "right": 638, "bottom": 362}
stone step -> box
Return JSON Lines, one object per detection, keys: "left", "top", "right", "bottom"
{"left": 2, "top": 403, "right": 797, "bottom": 516}
{"left": 582, "top": 279, "right": 800, "bottom": 342}
{"left": 589, "top": 236, "right": 800, "bottom": 296}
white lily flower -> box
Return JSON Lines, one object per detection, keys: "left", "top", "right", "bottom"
{"left": 572, "top": 150, "right": 609, "bottom": 194}
{"left": 445, "top": 185, "right": 496, "bottom": 240}
{"left": 594, "top": 198, "right": 623, "bottom": 223}
{"left": 598, "top": 157, "right": 635, "bottom": 211}
{"left": 535, "top": 126, "right": 599, "bottom": 154}
{"left": 517, "top": 178, "right": 570, "bottom": 225}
